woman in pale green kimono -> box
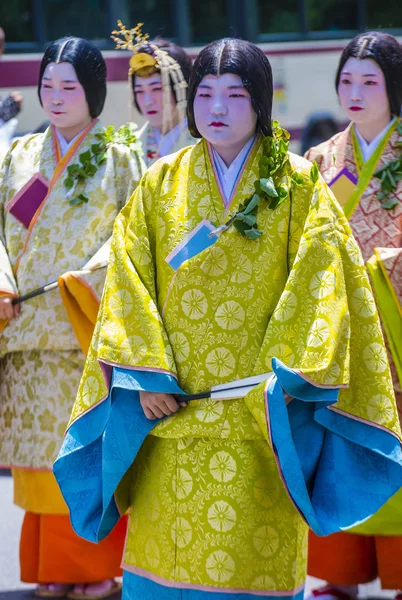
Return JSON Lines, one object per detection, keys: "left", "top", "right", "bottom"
{"left": 0, "top": 37, "right": 144, "bottom": 598}
{"left": 55, "top": 38, "right": 402, "bottom": 600}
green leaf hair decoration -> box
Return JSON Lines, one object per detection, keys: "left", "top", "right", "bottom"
{"left": 64, "top": 122, "right": 142, "bottom": 207}
{"left": 232, "top": 121, "right": 292, "bottom": 239}
{"left": 372, "top": 120, "right": 402, "bottom": 210}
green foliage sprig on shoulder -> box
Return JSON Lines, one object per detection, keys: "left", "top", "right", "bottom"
{"left": 373, "top": 120, "right": 402, "bottom": 210}
{"left": 232, "top": 121, "right": 291, "bottom": 239}
{"left": 64, "top": 123, "right": 142, "bottom": 207}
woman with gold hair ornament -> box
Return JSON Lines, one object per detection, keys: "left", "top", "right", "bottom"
{"left": 0, "top": 36, "right": 145, "bottom": 599}
{"left": 55, "top": 38, "right": 402, "bottom": 600}
{"left": 112, "top": 21, "right": 195, "bottom": 166}
{"left": 304, "top": 31, "right": 402, "bottom": 600}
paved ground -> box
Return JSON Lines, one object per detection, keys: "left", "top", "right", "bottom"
{"left": 0, "top": 470, "right": 394, "bottom": 600}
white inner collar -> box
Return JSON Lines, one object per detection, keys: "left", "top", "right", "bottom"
{"left": 212, "top": 135, "right": 256, "bottom": 202}
{"left": 55, "top": 128, "right": 83, "bottom": 157}
{"left": 355, "top": 117, "right": 397, "bottom": 162}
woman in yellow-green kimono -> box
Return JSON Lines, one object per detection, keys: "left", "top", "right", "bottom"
{"left": 305, "top": 31, "right": 402, "bottom": 600}
{"left": 0, "top": 37, "right": 144, "bottom": 598}
{"left": 55, "top": 38, "right": 402, "bottom": 600}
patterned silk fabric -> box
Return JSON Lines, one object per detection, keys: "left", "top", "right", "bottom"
{"left": 0, "top": 120, "right": 144, "bottom": 470}
{"left": 66, "top": 136, "right": 402, "bottom": 596}
{"left": 306, "top": 123, "right": 402, "bottom": 404}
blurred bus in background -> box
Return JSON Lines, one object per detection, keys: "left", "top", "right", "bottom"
{"left": 1, "top": 0, "right": 401, "bottom": 153}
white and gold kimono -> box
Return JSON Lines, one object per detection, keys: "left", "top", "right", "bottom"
{"left": 0, "top": 118, "right": 144, "bottom": 512}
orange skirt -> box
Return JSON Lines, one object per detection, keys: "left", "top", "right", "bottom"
{"left": 308, "top": 530, "right": 402, "bottom": 590}
{"left": 20, "top": 512, "right": 127, "bottom": 584}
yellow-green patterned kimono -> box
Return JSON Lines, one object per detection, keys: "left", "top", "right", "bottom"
{"left": 0, "top": 118, "right": 144, "bottom": 513}
{"left": 55, "top": 133, "right": 402, "bottom": 600}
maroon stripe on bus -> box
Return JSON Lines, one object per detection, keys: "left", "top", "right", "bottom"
{"left": 0, "top": 45, "right": 346, "bottom": 88}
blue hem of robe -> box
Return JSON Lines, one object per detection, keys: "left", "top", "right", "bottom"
{"left": 122, "top": 571, "right": 305, "bottom": 600}
{"left": 53, "top": 358, "right": 402, "bottom": 544}
{"left": 267, "top": 358, "right": 402, "bottom": 535}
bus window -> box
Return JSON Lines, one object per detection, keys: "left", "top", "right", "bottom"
{"left": 258, "top": 0, "right": 300, "bottom": 35}
{"left": 306, "top": 0, "right": 358, "bottom": 33}
{"left": 366, "top": 0, "right": 402, "bottom": 29}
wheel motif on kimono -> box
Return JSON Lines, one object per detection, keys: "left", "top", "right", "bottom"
{"left": 170, "top": 332, "right": 190, "bottom": 364}
{"left": 215, "top": 300, "right": 245, "bottom": 330}
{"left": 207, "top": 500, "right": 237, "bottom": 532}
{"left": 346, "top": 237, "right": 364, "bottom": 266}
{"left": 307, "top": 318, "right": 330, "bottom": 348}
{"left": 205, "top": 347, "right": 235, "bottom": 378}
{"left": 171, "top": 517, "right": 193, "bottom": 548}
{"left": 265, "top": 344, "right": 294, "bottom": 368}
{"left": 172, "top": 566, "right": 191, "bottom": 583}
{"left": 130, "top": 235, "right": 152, "bottom": 266}
{"left": 81, "top": 375, "right": 100, "bottom": 404}
{"left": 274, "top": 291, "right": 297, "bottom": 322}
{"left": 205, "top": 550, "right": 235, "bottom": 583}
{"left": 253, "top": 525, "right": 280, "bottom": 558}
{"left": 363, "top": 342, "right": 388, "bottom": 373}
{"left": 366, "top": 393, "right": 397, "bottom": 424}
{"left": 109, "top": 288, "right": 134, "bottom": 318}
{"left": 252, "top": 574, "right": 276, "bottom": 590}
{"left": 195, "top": 398, "right": 225, "bottom": 423}
{"left": 119, "top": 335, "right": 147, "bottom": 362}
{"left": 200, "top": 247, "right": 228, "bottom": 277}
{"left": 172, "top": 468, "right": 194, "bottom": 499}
{"left": 145, "top": 538, "right": 160, "bottom": 568}
{"left": 351, "top": 287, "right": 377, "bottom": 318}
{"left": 230, "top": 254, "right": 253, "bottom": 283}
{"left": 309, "top": 270, "right": 336, "bottom": 299}
{"left": 253, "top": 475, "right": 281, "bottom": 508}
{"left": 209, "top": 450, "right": 237, "bottom": 482}
{"left": 326, "top": 362, "right": 341, "bottom": 384}
{"left": 181, "top": 288, "right": 208, "bottom": 320}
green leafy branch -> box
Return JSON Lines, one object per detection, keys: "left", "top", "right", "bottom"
{"left": 233, "top": 121, "right": 291, "bottom": 239}
{"left": 373, "top": 121, "right": 402, "bottom": 210}
{"left": 64, "top": 123, "right": 142, "bottom": 207}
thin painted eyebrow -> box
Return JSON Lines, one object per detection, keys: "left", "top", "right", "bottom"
{"left": 134, "top": 82, "right": 162, "bottom": 88}
{"left": 341, "top": 71, "right": 379, "bottom": 77}
{"left": 197, "top": 84, "right": 246, "bottom": 90}
{"left": 42, "top": 77, "right": 77, "bottom": 83}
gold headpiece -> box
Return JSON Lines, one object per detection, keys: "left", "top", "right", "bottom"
{"left": 111, "top": 21, "right": 188, "bottom": 135}
{"left": 111, "top": 21, "right": 159, "bottom": 76}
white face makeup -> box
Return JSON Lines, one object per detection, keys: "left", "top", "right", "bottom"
{"left": 134, "top": 73, "right": 178, "bottom": 130}
{"left": 193, "top": 73, "right": 258, "bottom": 161}
{"left": 338, "top": 57, "right": 391, "bottom": 128}
{"left": 40, "top": 62, "right": 91, "bottom": 135}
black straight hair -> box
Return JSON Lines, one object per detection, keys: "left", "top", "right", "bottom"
{"left": 131, "top": 38, "right": 192, "bottom": 112}
{"left": 38, "top": 37, "right": 107, "bottom": 118}
{"left": 187, "top": 38, "right": 273, "bottom": 138}
{"left": 335, "top": 31, "right": 402, "bottom": 117}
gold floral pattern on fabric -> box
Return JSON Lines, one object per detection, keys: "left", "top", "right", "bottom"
{"left": 306, "top": 125, "right": 402, "bottom": 413}
{"left": 124, "top": 436, "right": 308, "bottom": 593}
{"left": 70, "top": 137, "right": 400, "bottom": 593}
{"left": 0, "top": 122, "right": 144, "bottom": 470}
{"left": 0, "top": 350, "right": 84, "bottom": 469}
